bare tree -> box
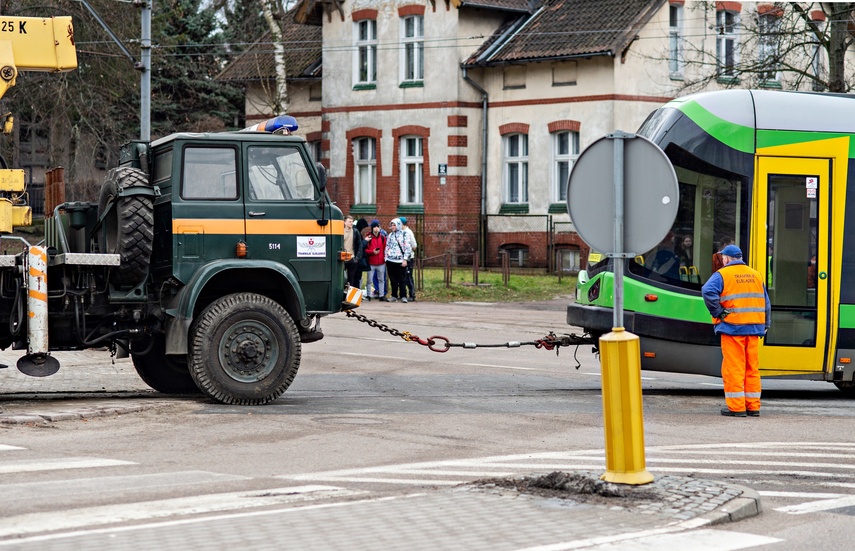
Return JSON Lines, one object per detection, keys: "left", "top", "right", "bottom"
{"left": 260, "top": 0, "right": 295, "bottom": 114}
{"left": 667, "top": 2, "right": 855, "bottom": 94}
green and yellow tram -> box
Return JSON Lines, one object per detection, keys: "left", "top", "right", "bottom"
{"left": 568, "top": 89, "right": 855, "bottom": 394}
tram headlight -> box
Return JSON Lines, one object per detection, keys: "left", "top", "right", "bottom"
{"left": 588, "top": 278, "right": 601, "bottom": 302}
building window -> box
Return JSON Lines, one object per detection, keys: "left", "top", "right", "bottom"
{"left": 716, "top": 10, "right": 740, "bottom": 78}
{"left": 669, "top": 4, "right": 684, "bottom": 77}
{"left": 500, "top": 244, "right": 529, "bottom": 267}
{"left": 552, "top": 131, "right": 579, "bottom": 204}
{"left": 758, "top": 12, "right": 781, "bottom": 83}
{"left": 307, "top": 141, "right": 322, "bottom": 163}
{"left": 401, "top": 15, "right": 424, "bottom": 83}
{"left": 354, "top": 19, "right": 377, "bottom": 86}
{"left": 557, "top": 248, "right": 581, "bottom": 273}
{"left": 353, "top": 137, "right": 376, "bottom": 204}
{"left": 504, "top": 134, "right": 528, "bottom": 204}
{"left": 400, "top": 136, "right": 423, "bottom": 204}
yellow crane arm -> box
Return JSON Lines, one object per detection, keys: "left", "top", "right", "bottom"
{"left": 0, "top": 16, "right": 78, "bottom": 101}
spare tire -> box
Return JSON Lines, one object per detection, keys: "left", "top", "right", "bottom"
{"left": 98, "top": 167, "right": 154, "bottom": 287}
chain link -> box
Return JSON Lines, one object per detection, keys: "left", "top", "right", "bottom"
{"left": 344, "top": 309, "right": 594, "bottom": 357}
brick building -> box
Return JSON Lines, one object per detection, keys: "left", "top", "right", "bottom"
{"left": 219, "top": 0, "right": 834, "bottom": 270}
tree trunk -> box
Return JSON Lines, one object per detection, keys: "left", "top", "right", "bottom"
{"left": 824, "top": 2, "right": 855, "bottom": 93}
{"left": 261, "top": 0, "right": 289, "bottom": 114}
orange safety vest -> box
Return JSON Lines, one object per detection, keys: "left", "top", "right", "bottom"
{"left": 713, "top": 264, "right": 766, "bottom": 325}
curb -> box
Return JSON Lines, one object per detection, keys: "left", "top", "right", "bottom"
{"left": 0, "top": 401, "right": 175, "bottom": 425}
{"left": 699, "top": 484, "right": 763, "bottom": 525}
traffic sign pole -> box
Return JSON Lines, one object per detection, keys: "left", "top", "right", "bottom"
{"left": 567, "top": 131, "right": 678, "bottom": 486}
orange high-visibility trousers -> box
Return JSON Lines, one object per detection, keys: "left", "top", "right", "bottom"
{"left": 720, "top": 334, "right": 762, "bottom": 413}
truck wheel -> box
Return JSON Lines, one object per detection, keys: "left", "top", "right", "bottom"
{"left": 98, "top": 167, "right": 154, "bottom": 286}
{"left": 189, "top": 293, "right": 301, "bottom": 405}
{"left": 131, "top": 334, "right": 200, "bottom": 394}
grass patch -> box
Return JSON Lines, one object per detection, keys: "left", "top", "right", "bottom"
{"left": 413, "top": 268, "right": 576, "bottom": 303}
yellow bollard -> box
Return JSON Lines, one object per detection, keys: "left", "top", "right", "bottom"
{"left": 599, "top": 327, "right": 654, "bottom": 485}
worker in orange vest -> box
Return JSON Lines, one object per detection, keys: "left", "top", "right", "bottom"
{"left": 701, "top": 244, "right": 771, "bottom": 417}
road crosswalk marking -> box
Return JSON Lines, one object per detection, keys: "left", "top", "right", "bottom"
{"left": 0, "top": 485, "right": 365, "bottom": 539}
{"left": 0, "top": 457, "right": 134, "bottom": 474}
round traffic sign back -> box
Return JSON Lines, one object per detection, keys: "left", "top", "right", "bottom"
{"left": 567, "top": 134, "right": 678, "bottom": 255}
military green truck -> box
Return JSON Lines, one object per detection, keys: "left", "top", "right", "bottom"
{"left": 2, "top": 115, "right": 359, "bottom": 405}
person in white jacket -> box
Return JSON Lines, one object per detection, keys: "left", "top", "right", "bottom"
{"left": 384, "top": 218, "right": 413, "bottom": 303}
{"left": 400, "top": 217, "right": 418, "bottom": 301}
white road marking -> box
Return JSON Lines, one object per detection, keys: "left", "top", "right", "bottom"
{"left": 0, "top": 485, "right": 364, "bottom": 539}
{"left": 0, "top": 457, "right": 134, "bottom": 474}
{"left": 760, "top": 491, "right": 845, "bottom": 498}
{"left": 0, "top": 471, "right": 250, "bottom": 501}
{"left": 280, "top": 476, "right": 463, "bottom": 486}
{"left": 513, "top": 528, "right": 780, "bottom": 551}
{"left": 775, "top": 494, "right": 855, "bottom": 515}
{"left": 0, "top": 445, "right": 25, "bottom": 451}
{"left": 463, "top": 363, "right": 538, "bottom": 371}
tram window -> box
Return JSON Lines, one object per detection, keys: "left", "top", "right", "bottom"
{"left": 628, "top": 148, "right": 748, "bottom": 290}
{"left": 764, "top": 174, "right": 819, "bottom": 347}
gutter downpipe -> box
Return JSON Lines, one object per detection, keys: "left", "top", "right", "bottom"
{"left": 462, "top": 66, "right": 489, "bottom": 267}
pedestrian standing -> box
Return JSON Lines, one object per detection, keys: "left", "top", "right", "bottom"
{"left": 355, "top": 218, "right": 370, "bottom": 291}
{"left": 712, "top": 237, "right": 734, "bottom": 273}
{"left": 365, "top": 220, "right": 388, "bottom": 301}
{"left": 400, "top": 216, "right": 418, "bottom": 301}
{"left": 384, "top": 218, "right": 412, "bottom": 302}
{"left": 701, "top": 244, "right": 771, "bottom": 417}
{"left": 343, "top": 215, "right": 364, "bottom": 289}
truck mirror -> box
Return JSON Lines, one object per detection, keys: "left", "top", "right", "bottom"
{"left": 315, "top": 162, "right": 327, "bottom": 192}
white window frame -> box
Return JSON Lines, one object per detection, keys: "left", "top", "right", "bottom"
{"left": 400, "top": 136, "right": 423, "bottom": 204}
{"left": 716, "top": 10, "right": 740, "bottom": 78}
{"left": 669, "top": 4, "right": 684, "bottom": 77}
{"left": 552, "top": 131, "right": 579, "bottom": 204}
{"left": 503, "top": 134, "right": 528, "bottom": 204}
{"left": 353, "top": 19, "right": 377, "bottom": 86}
{"left": 307, "top": 141, "right": 322, "bottom": 163}
{"left": 400, "top": 15, "right": 424, "bottom": 83}
{"left": 758, "top": 12, "right": 781, "bottom": 83}
{"left": 354, "top": 137, "right": 376, "bottom": 204}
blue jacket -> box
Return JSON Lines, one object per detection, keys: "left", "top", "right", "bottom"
{"left": 701, "top": 260, "right": 771, "bottom": 336}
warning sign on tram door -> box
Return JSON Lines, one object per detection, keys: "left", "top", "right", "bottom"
{"left": 806, "top": 176, "right": 818, "bottom": 189}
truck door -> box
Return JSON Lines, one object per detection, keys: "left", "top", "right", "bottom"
{"left": 172, "top": 144, "right": 245, "bottom": 283}
{"left": 242, "top": 143, "right": 336, "bottom": 311}
{"left": 754, "top": 156, "right": 833, "bottom": 376}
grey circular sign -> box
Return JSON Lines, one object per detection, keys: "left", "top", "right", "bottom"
{"left": 567, "top": 134, "right": 678, "bottom": 255}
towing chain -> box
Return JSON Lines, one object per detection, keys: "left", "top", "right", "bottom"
{"left": 344, "top": 310, "right": 596, "bottom": 360}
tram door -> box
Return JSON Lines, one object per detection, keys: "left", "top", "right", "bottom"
{"left": 754, "top": 157, "right": 829, "bottom": 375}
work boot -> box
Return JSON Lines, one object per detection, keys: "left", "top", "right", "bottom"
{"left": 746, "top": 410, "right": 760, "bottom": 417}
{"left": 721, "top": 408, "right": 747, "bottom": 417}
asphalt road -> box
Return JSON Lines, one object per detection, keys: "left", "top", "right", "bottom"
{"left": 0, "top": 297, "right": 853, "bottom": 549}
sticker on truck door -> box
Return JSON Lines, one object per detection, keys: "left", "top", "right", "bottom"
{"left": 296, "top": 236, "right": 326, "bottom": 257}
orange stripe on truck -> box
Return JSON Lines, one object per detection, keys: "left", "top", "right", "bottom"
{"left": 172, "top": 219, "right": 344, "bottom": 234}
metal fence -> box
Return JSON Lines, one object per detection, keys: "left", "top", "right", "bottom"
{"left": 401, "top": 213, "right": 585, "bottom": 272}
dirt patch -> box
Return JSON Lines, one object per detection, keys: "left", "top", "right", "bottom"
{"left": 470, "top": 471, "right": 662, "bottom": 507}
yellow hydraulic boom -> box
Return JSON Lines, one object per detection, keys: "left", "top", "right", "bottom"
{"left": 0, "top": 16, "right": 77, "bottom": 232}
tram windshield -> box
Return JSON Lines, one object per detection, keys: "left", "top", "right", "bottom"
{"left": 627, "top": 143, "right": 750, "bottom": 290}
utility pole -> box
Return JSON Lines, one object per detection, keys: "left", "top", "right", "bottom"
{"left": 140, "top": 0, "right": 151, "bottom": 141}
{"left": 77, "top": 0, "right": 151, "bottom": 141}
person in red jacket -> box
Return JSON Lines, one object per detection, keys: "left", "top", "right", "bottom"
{"left": 364, "top": 220, "right": 388, "bottom": 301}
